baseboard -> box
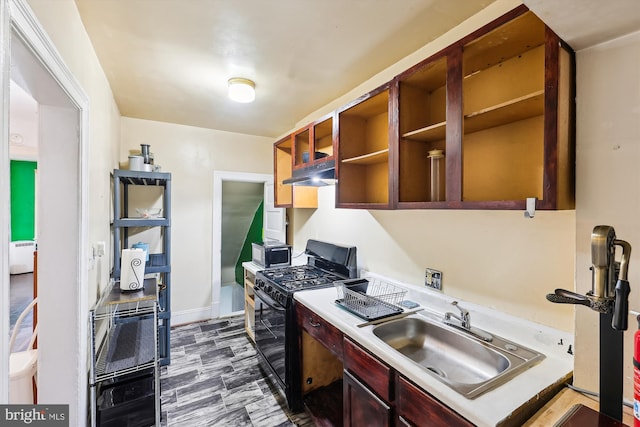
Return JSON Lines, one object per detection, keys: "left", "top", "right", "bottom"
{"left": 171, "top": 306, "right": 212, "bottom": 327}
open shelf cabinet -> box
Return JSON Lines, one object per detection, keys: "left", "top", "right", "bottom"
{"left": 461, "top": 10, "right": 548, "bottom": 205}
{"left": 392, "top": 5, "right": 574, "bottom": 210}
{"left": 336, "top": 85, "right": 392, "bottom": 208}
{"left": 397, "top": 54, "right": 448, "bottom": 205}
{"left": 273, "top": 5, "right": 575, "bottom": 211}
{"left": 274, "top": 135, "right": 318, "bottom": 208}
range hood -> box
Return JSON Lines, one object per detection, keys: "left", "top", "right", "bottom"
{"left": 282, "top": 159, "right": 336, "bottom": 187}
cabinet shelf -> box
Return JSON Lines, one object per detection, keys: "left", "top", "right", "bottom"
{"left": 113, "top": 218, "right": 170, "bottom": 227}
{"left": 114, "top": 170, "right": 170, "bottom": 186}
{"left": 94, "top": 317, "right": 156, "bottom": 381}
{"left": 341, "top": 149, "right": 389, "bottom": 165}
{"left": 402, "top": 121, "right": 446, "bottom": 142}
{"left": 464, "top": 90, "right": 544, "bottom": 134}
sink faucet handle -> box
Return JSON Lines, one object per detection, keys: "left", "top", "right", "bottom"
{"left": 451, "top": 301, "right": 470, "bottom": 328}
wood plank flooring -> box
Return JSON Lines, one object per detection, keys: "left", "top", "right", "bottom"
{"left": 9, "top": 272, "right": 35, "bottom": 352}
{"left": 160, "top": 316, "right": 315, "bottom": 426}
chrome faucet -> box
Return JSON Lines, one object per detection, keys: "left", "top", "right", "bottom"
{"left": 444, "top": 301, "right": 493, "bottom": 342}
{"left": 444, "top": 301, "right": 471, "bottom": 329}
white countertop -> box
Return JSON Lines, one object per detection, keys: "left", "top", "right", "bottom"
{"left": 294, "top": 272, "right": 574, "bottom": 427}
{"left": 242, "top": 252, "right": 308, "bottom": 275}
{"left": 241, "top": 261, "right": 263, "bottom": 275}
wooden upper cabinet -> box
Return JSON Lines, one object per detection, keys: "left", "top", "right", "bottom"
{"left": 277, "top": 5, "right": 575, "bottom": 211}
{"left": 392, "top": 5, "right": 575, "bottom": 210}
{"left": 273, "top": 134, "right": 318, "bottom": 209}
{"left": 293, "top": 112, "right": 335, "bottom": 170}
{"left": 293, "top": 128, "right": 311, "bottom": 169}
{"left": 459, "top": 8, "right": 574, "bottom": 209}
{"left": 336, "top": 84, "right": 392, "bottom": 209}
{"left": 396, "top": 54, "right": 449, "bottom": 207}
{"left": 274, "top": 135, "right": 293, "bottom": 207}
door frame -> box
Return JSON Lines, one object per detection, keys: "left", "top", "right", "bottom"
{"left": 1, "top": 1, "right": 89, "bottom": 424}
{"left": 211, "top": 171, "right": 273, "bottom": 319}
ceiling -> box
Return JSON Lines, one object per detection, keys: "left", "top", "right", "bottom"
{"left": 74, "top": 0, "right": 498, "bottom": 138}
{"left": 522, "top": 0, "right": 640, "bottom": 51}
{"left": 47, "top": 0, "right": 640, "bottom": 141}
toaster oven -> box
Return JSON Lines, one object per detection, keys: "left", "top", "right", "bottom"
{"left": 251, "top": 241, "right": 291, "bottom": 268}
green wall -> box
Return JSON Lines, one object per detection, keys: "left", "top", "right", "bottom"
{"left": 235, "top": 201, "right": 264, "bottom": 285}
{"left": 10, "top": 160, "right": 37, "bottom": 241}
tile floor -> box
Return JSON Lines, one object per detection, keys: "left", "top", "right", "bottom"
{"left": 160, "top": 316, "right": 315, "bottom": 426}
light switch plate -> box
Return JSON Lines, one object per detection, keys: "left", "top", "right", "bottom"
{"left": 425, "top": 268, "right": 442, "bottom": 290}
{"left": 94, "top": 241, "right": 106, "bottom": 257}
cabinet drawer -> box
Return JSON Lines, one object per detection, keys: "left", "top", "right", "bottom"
{"left": 343, "top": 337, "right": 392, "bottom": 402}
{"left": 397, "top": 375, "right": 473, "bottom": 427}
{"left": 296, "top": 302, "right": 343, "bottom": 358}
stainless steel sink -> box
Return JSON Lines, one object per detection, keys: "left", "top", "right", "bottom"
{"left": 372, "top": 315, "right": 544, "bottom": 398}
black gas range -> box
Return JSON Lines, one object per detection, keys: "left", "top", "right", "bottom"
{"left": 254, "top": 239, "right": 357, "bottom": 412}
{"left": 256, "top": 265, "right": 344, "bottom": 303}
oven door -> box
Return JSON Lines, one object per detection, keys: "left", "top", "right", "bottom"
{"left": 254, "top": 288, "right": 287, "bottom": 387}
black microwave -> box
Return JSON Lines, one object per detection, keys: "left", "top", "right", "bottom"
{"left": 251, "top": 241, "right": 291, "bottom": 268}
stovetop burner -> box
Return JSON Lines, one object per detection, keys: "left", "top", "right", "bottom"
{"left": 261, "top": 265, "right": 343, "bottom": 291}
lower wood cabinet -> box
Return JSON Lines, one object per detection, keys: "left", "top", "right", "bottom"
{"left": 396, "top": 375, "right": 474, "bottom": 427}
{"left": 297, "top": 302, "right": 344, "bottom": 359}
{"left": 296, "top": 302, "right": 475, "bottom": 427}
{"left": 344, "top": 369, "right": 392, "bottom": 427}
{"left": 343, "top": 337, "right": 393, "bottom": 402}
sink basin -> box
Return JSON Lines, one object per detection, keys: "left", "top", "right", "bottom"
{"left": 372, "top": 316, "right": 544, "bottom": 398}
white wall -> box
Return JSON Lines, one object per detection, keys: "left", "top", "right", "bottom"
{"left": 293, "top": 188, "right": 576, "bottom": 331}
{"left": 27, "top": 0, "right": 121, "bottom": 305}
{"left": 9, "top": 0, "right": 122, "bottom": 423}
{"left": 120, "top": 118, "right": 272, "bottom": 315}
{"left": 573, "top": 30, "right": 640, "bottom": 402}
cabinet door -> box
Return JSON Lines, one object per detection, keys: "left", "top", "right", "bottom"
{"left": 263, "top": 180, "right": 285, "bottom": 243}
{"left": 344, "top": 369, "right": 392, "bottom": 427}
{"left": 396, "top": 375, "right": 474, "bottom": 427}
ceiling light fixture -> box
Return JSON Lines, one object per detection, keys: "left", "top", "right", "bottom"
{"left": 228, "top": 78, "right": 255, "bottom": 103}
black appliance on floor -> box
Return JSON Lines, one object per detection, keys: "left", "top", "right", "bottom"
{"left": 254, "top": 239, "right": 357, "bottom": 412}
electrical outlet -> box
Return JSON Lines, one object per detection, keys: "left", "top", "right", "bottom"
{"left": 425, "top": 268, "right": 442, "bottom": 290}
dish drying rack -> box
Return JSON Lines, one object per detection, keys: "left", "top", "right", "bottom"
{"left": 335, "top": 278, "right": 406, "bottom": 321}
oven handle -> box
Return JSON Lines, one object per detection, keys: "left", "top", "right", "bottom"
{"left": 254, "top": 288, "right": 286, "bottom": 312}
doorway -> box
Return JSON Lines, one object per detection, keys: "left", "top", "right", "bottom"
{"left": 1, "top": 1, "right": 89, "bottom": 424}
{"left": 8, "top": 80, "right": 38, "bottom": 355}
{"left": 212, "top": 171, "right": 285, "bottom": 319}
{"left": 219, "top": 180, "right": 263, "bottom": 316}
